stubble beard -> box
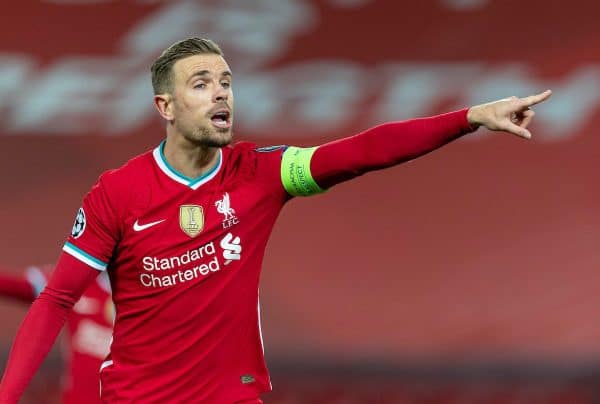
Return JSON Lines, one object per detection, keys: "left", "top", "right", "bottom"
{"left": 186, "top": 124, "right": 232, "bottom": 148}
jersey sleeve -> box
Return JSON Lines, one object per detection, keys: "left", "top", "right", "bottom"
{"left": 279, "top": 109, "right": 475, "bottom": 195}
{"left": 0, "top": 253, "right": 99, "bottom": 402}
{"left": 62, "top": 171, "right": 123, "bottom": 272}
{"left": 252, "top": 145, "right": 293, "bottom": 203}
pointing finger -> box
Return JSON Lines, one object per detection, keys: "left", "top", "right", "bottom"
{"left": 520, "top": 89, "right": 552, "bottom": 108}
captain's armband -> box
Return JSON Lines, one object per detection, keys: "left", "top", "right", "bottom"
{"left": 280, "top": 147, "right": 325, "bottom": 196}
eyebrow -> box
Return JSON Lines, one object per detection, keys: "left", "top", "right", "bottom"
{"left": 188, "top": 70, "right": 233, "bottom": 83}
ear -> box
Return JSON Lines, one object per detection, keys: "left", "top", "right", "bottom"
{"left": 154, "top": 94, "right": 174, "bottom": 121}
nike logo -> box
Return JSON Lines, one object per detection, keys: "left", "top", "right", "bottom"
{"left": 133, "top": 219, "right": 165, "bottom": 232}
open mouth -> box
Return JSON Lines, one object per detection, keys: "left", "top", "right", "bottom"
{"left": 210, "top": 110, "right": 231, "bottom": 128}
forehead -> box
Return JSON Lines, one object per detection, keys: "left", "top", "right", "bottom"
{"left": 172, "top": 54, "right": 231, "bottom": 79}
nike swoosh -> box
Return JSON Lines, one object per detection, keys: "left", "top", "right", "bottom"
{"left": 133, "top": 219, "right": 165, "bottom": 232}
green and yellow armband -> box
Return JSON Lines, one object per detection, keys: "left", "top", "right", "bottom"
{"left": 280, "top": 147, "right": 325, "bottom": 197}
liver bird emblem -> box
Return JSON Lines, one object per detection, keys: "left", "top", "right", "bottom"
{"left": 215, "top": 193, "right": 236, "bottom": 221}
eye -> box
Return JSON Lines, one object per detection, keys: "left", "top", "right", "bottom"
{"left": 194, "top": 82, "right": 207, "bottom": 89}
{"left": 220, "top": 81, "right": 231, "bottom": 89}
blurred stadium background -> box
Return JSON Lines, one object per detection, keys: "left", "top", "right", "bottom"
{"left": 1, "top": 0, "right": 600, "bottom": 403}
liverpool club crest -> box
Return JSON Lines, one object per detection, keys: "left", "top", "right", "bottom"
{"left": 215, "top": 193, "right": 239, "bottom": 228}
{"left": 180, "top": 205, "right": 204, "bottom": 237}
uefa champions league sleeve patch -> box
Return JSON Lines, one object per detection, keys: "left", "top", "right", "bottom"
{"left": 71, "top": 207, "right": 86, "bottom": 239}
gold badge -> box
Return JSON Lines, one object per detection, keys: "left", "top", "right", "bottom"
{"left": 180, "top": 205, "right": 204, "bottom": 237}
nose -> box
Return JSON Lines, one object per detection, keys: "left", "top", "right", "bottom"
{"left": 214, "top": 87, "right": 228, "bottom": 103}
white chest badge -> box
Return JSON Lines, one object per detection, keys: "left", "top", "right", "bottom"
{"left": 215, "top": 193, "right": 239, "bottom": 228}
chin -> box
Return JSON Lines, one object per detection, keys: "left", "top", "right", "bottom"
{"left": 191, "top": 127, "right": 233, "bottom": 147}
{"left": 212, "top": 130, "right": 233, "bottom": 146}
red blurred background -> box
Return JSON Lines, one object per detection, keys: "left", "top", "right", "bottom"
{"left": 1, "top": 0, "right": 599, "bottom": 402}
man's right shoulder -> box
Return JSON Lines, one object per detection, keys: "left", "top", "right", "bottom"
{"left": 96, "top": 148, "right": 155, "bottom": 188}
{"left": 82, "top": 148, "right": 155, "bottom": 217}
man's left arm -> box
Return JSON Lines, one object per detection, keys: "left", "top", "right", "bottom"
{"left": 281, "top": 90, "right": 551, "bottom": 195}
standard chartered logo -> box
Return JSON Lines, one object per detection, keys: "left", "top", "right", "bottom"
{"left": 138, "top": 233, "right": 243, "bottom": 288}
{"left": 220, "top": 233, "right": 242, "bottom": 265}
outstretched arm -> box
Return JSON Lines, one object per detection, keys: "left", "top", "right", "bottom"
{"left": 0, "top": 254, "right": 99, "bottom": 403}
{"left": 281, "top": 90, "right": 551, "bottom": 195}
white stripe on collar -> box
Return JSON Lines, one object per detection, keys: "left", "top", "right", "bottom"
{"left": 152, "top": 141, "right": 223, "bottom": 190}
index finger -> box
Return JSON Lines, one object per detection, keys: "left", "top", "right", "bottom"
{"left": 520, "top": 89, "right": 552, "bottom": 107}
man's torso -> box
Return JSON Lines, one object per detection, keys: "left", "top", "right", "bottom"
{"left": 65, "top": 142, "right": 287, "bottom": 403}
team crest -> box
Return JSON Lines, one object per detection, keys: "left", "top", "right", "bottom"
{"left": 179, "top": 205, "right": 204, "bottom": 237}
{"left": 215, "top": 193, "right": 239, "bottom": 228}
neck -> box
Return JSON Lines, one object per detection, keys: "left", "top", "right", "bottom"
{"left": 162, "top": 135, "right": 220, "bottom": 179}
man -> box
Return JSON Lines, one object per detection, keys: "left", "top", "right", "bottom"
{"left": 0, "top": 38, "right": 551, "bottom": 403}
{"left": 0, "top": 266, "right": 112, "bottom": 404}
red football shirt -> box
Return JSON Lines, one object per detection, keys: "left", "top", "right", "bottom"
{"left": 63, "top": 141, "right": 286, "bottom": 403}
{"left": 23, "top": 267, "right": 112, "bottom": 404}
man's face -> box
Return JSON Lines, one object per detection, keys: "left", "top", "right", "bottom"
{"left": 169, "top": 53, "right": 234, "bottom": 147}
